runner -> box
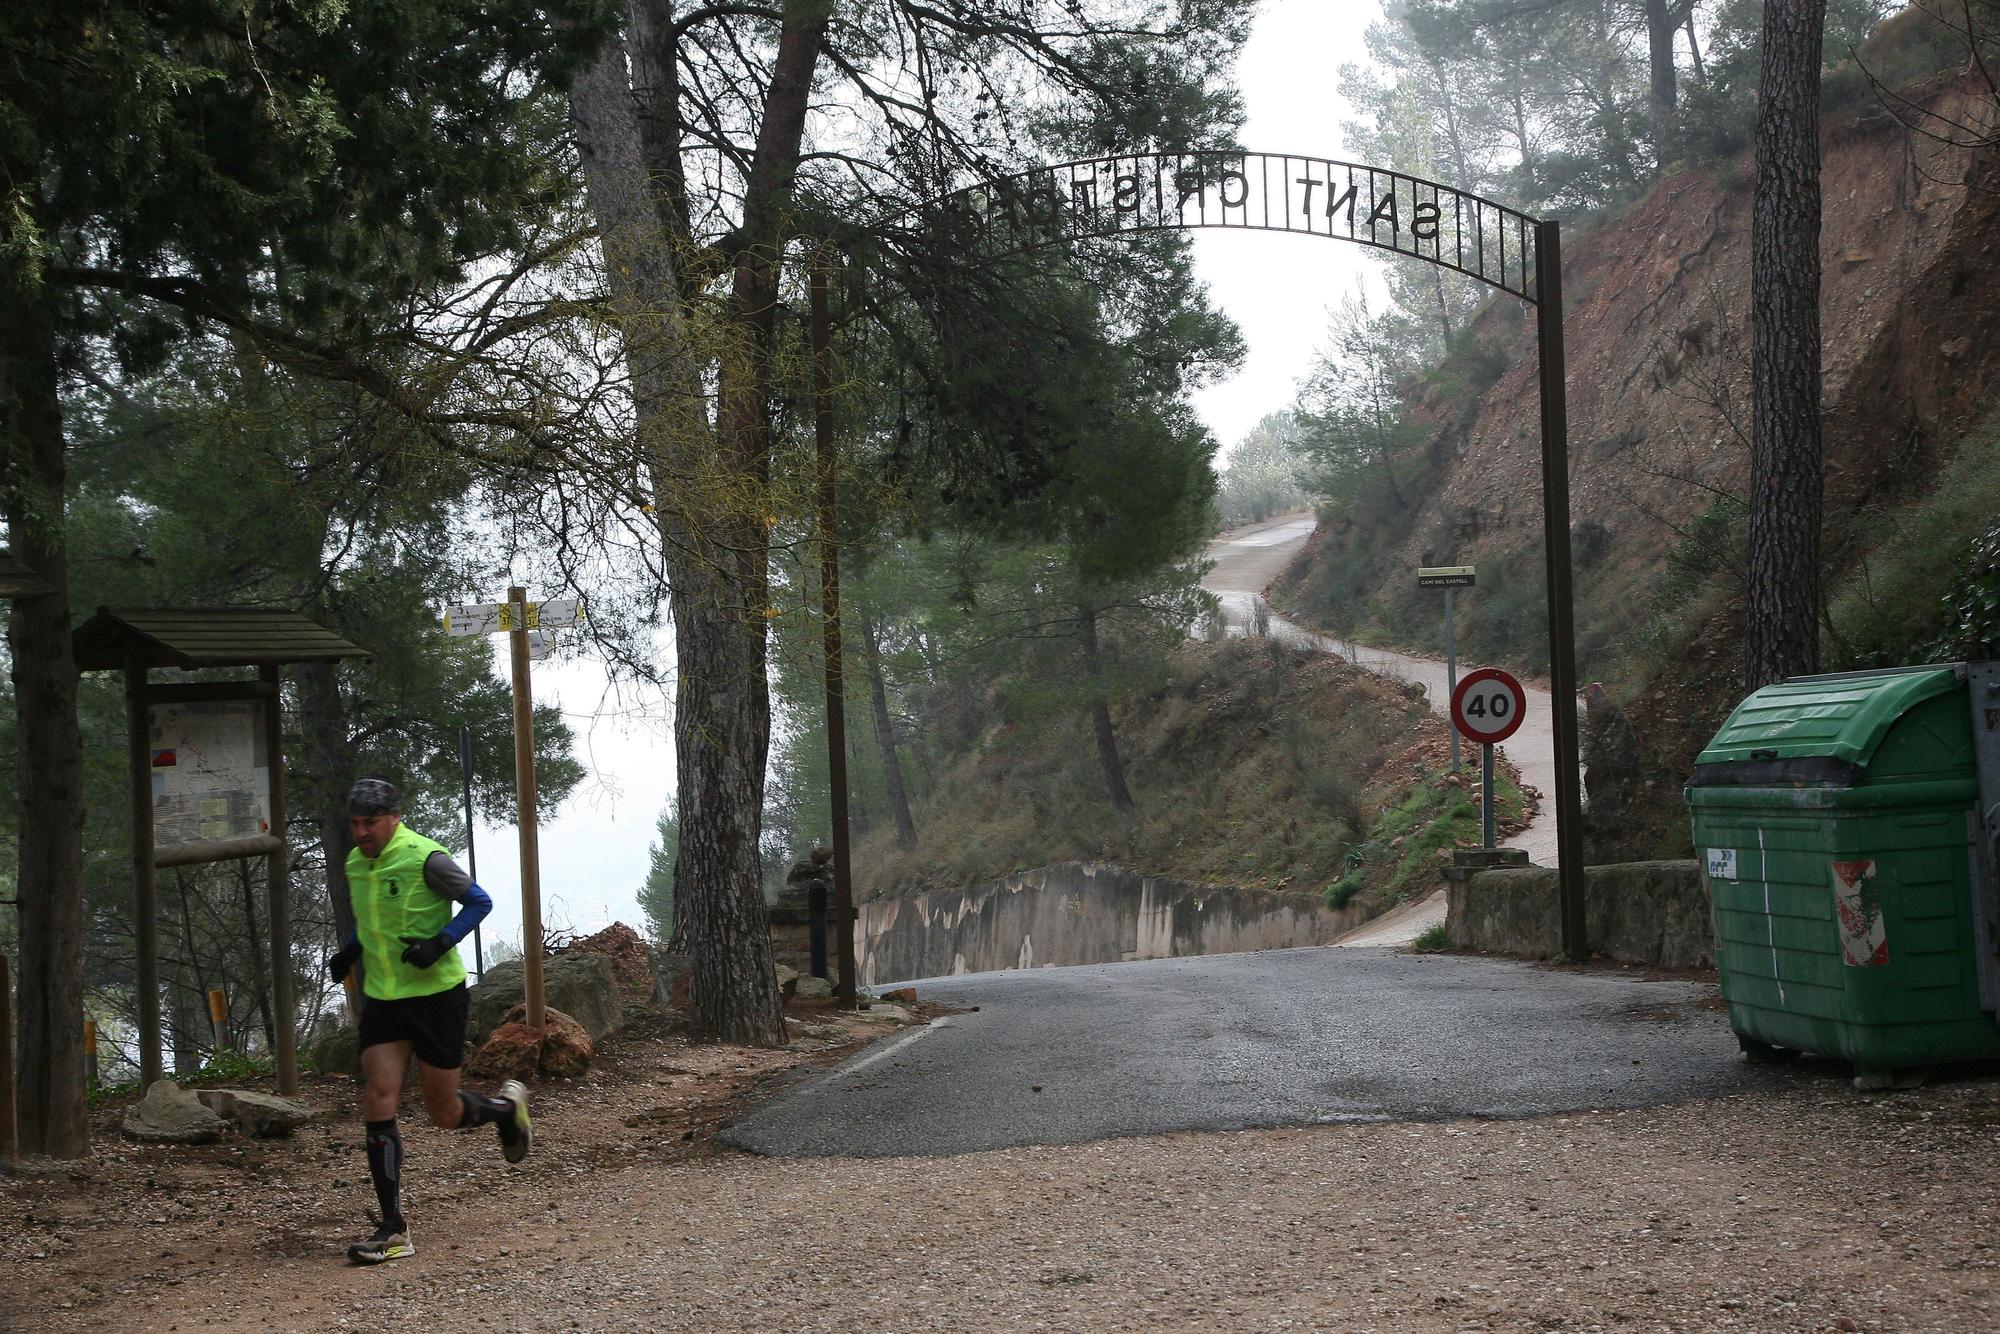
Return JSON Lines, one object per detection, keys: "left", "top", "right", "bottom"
{"left": 327, "top": 776, "right": 532, "bottom": 1264}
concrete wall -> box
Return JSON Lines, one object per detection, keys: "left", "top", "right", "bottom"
{"left": 857, "top": 862, "right": 1371, "bottom": 986}
{"left": 1445, "top": 860, "right": 1713, "bottom": 968}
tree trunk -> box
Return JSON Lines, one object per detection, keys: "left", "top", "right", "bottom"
{"left": 2, "top": 260, "right": 88, "bottom": 1158}
{"left": 1077, "top": 598, "right": 1135, "bottom": 813}
{"left": 566, "top": 5, "right": 828, "bottom": 1045}
{"left": 1748, "top": 0, "right": 1826, "bottom": 690}
{"left": 1646, "top": 0, "right": 1681, "bottom": 168}
{"left": 294, "top": 660, "right": 357, "bottom": 944}
{"left": 855, "top": 590, "right": 918, "bottom": 851}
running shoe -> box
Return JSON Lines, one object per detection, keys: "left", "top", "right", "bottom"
{"left": 497, "top": 1079, "right": 533, "bottom": 1164}
{"left": 347, "top": 1223, "right": 413, "bottom": 1265}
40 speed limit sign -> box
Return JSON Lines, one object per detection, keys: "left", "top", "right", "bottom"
{"left": 1450, "top": 667, "right": 1527, "bottom": 745}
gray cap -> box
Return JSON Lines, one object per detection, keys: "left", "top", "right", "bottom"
{"left": 345, "top": 777, "right": 400, "bottom": 816}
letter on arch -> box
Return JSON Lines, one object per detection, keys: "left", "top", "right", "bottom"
{"left": 1114, "top": 173, "right": 1142, "bottom": 215}
{"left": 1218, "top": 169, "right": 1248, "bottom": 209}
{"left": 1413, "top": 199, "right": 1441, "bottom": 242}
{"left": 1366, "top": 191, "right": 1399, "bottom": 234}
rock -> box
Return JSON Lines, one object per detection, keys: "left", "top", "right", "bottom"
{"left": 194, "top": 1089, "right": 314, "bottom": 1138}
{"left": 882, "top": 986, "right": 918, "bottom": 1003}
{"left": 862, "top": 1003, "right": 915, "bottom": 1024}
{"left": 650, "top": 950, "right": 692, "bottom": 1010}
{"left": 470, "top": 953, "right": 620, "bottom": 1045}
{"left": 309, "top": 1023, "right": 361, "bottom": 1078}
{"left": 536, "top": 1009, "right": 594, "bottom": 1079}
{"left": 775, "top": 963, "right": 799, "bottom": 996}
{"left": 466, "top": 1021, "right": 541, "bottom": 1083}
{"left": 465, "top": 1005, "right": 595, "bottom": 1081}
{"left": 565, "top": 923, "right": 656, "bottom": 1001}
{"left": 122, "top": 1081, "right": 226, "bottom": 1144}
{"left": 794, "top": 975, "right": 834, "bottom": 1001}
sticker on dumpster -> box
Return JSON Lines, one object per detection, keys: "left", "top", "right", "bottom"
{"left": 1831, "top": 859, "right": 1888, "bottom": 967}
{"left": 1705, "top": 848, "right": 1738, "bottom": 881}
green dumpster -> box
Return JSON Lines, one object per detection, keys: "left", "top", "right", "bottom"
{"left": 1685, "top": 662, "right": 2000, "bottom": 1086}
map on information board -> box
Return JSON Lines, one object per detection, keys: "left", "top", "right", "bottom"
{"left": 149, "top": 700, "right": 270, "bottom": 849}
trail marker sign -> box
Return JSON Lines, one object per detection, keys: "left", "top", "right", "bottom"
{"left": 1417, "top": 565, "right": 1477, "bottom": 588}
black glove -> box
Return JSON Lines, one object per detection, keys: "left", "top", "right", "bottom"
{"left": 328, "top": 941, "right": 362, "bottom": 985}
{"left": 400, "top": 934, "right": 451, "bottom": 968}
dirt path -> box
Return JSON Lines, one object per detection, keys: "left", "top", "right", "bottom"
{"left": 7, "top": 1024, "right": 1997, "bottom": 1333}
{"left": 1202, "top": 513, "right": 1567, "bottom": 944}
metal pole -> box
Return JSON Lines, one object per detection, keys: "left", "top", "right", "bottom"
{"left": 126, "top": 651, "right": 164, "bottom": 1087}
{"left": 82, "top": 1018, "right": 96, "bottom": 1093}
{"left": 1445, "top": 587, "right": 1461, "bottom": 773}
{"left": 508, "top": 587, "right": 548, "bottom": 1029}
{"left": 458, "top": 726, "right": 483, "bottom": 979}
{"left": 1, "top": 955, "right": 17, "bottom": 1164}
{"left": 1535, "top": 219, "right": 1589, "bottom": 960}
{"left": 258, "top": 665, "right": 297, "bottom": 1094}
{"left": 1482, "top": 743, "right": 1496, "bottom": 850}
{"left": 812, "top": 260, "right": 860, "bottom": 1010}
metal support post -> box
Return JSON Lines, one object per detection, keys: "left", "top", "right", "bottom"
{"left": 1535, "top": 219, "right": 1590, "bottom": 960}
{"left": 1446, "top": 587, "right": 1461, "bottom": 773}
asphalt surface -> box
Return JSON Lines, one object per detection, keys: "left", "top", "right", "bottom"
{"left": 722, "top": 947, "right": 1782, "bottom": 1158}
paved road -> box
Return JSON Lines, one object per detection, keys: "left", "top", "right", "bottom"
{"left": 723, "top": 948, "right": 1776, "bottom": 1158}
{"left": 1201, "top": 513, "right": 1569, "bottom": 943}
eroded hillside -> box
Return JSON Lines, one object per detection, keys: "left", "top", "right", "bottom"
{"left": 1276, "top": 72, "right": 2000, "bottom": 855}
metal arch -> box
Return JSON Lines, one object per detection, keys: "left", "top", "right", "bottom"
{"left": 915, "top": 150, "right": 1544, "bottom": 301}
{"left": 884, "top": 149, "right": 1589, "bottom": 960}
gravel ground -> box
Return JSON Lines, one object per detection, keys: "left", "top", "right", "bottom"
{"left": 6, "top": 1014, "right": 1997, "bottom": 1333}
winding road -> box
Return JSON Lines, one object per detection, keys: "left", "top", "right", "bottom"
{"left": 1200, "top": 512, "right": 1567, "bottom": 945}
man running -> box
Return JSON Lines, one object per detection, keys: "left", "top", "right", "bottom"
{"left": 327, "top": 776, "right": 532, "bottom": 1264}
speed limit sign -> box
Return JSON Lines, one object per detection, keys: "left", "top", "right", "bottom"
{"left": 1451, "top": 667, "right": 1527, "bottom": 744}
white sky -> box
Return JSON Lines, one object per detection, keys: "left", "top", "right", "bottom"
{"left": 451, "top": 0, "right": 1386, "bottom": 962}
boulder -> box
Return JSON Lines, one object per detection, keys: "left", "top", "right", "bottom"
{"left": 537, "top": 1010, "right": 594, "bottom": 1079}
{"left": 650, "top": 950, "right": 692, "bottom": 1010}
{"left": 465, "top": 1005, "right": 596, "bottom": 1082}
{"left": 566, "top": 923, "right": 656, "bottom": 1001}
{"left": 470, "top": 953, "right": 620, "bottom": 1045}
{"left": 309, "top": 1023, "right": 362, "bottom": 1078}
{"left": 466, "top": 1021, "right": 541, "bottom": 1083}
{"left": 122, "top": 1081, "right": 226, "bottom": 1144}
{"left": 794, "top": 975, "right": 834, "bottom": 1001}
{"left": 862, "top": 1003, "right": 916, "bottom": 1025}
{"left": 775, "top": 963, "right": 799, "bottom": 996}
{"left": 195, "top": 1089, "right": 315, "bottom": 1138}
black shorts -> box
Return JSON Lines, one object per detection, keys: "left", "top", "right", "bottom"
{"left": 358, "top": 983, "right": 470, "bottom": 1070}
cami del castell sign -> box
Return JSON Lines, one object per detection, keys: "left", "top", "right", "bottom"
{"left": 922, "top": 150, "right": 1541, "bottom": 300}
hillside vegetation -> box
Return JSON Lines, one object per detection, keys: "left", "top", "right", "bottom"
{"left": 1271, "top": 65, "right": 2000, "bottom": 859}
{"left": 853, "top": 637, "right": 1526, "bottom": 918}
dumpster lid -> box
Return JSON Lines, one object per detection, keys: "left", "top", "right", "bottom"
{"left": 1695, "top": 665, "right": 1963, "bottom": 771}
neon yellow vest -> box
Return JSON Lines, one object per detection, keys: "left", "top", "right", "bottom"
{"left": 347, "top": 824, "right": 467, "bottom": 1000}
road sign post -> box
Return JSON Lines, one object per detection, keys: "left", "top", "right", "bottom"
{"left": 1418, "top": 567, "right": 1476, "bottom": 772}
{"left": 1450, "top": 667, "right": 1527, "bottom": 852}
{"left": 443, "top": 592, "right": 582, "bottom": 1031}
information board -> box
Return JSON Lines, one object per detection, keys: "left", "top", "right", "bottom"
{"left": 148, "top": 700, "right": 271, "bottom": 849}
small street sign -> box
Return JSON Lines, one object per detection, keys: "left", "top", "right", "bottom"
{"left": 1451, "top": 667, "right": 1528, "bottom": 745}
{"left": 443, "top": 598, "right": 582, "bottom": 636}
{"left": 1418, "top": 565, "right": 1477, "bottom": 588}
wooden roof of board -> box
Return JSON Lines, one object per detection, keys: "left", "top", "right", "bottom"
{"left": 72, "top": 607, "right": 370, "bottom": 671}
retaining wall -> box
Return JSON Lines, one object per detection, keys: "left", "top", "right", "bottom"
{"left": 1445, "top": 860, "right": 1713, "bottom": 967}
{"left": 857, "top": 862, "right": 1370, "bottom": 986}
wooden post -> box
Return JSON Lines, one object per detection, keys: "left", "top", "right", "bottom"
{"left": 507, "top": 587, "right": 547, "bottom": 1030}
{"left": 259, "top": 666, "right": 298, "bottom": 1094}
{"left": 1, "top": 955, "right": 17, "bottom": 1164}
{"left": 207, "top": 989, "right": 229, "bottom": 1051}
{"left": 126, "top": 650, "right": 164, "bottom": 1087}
